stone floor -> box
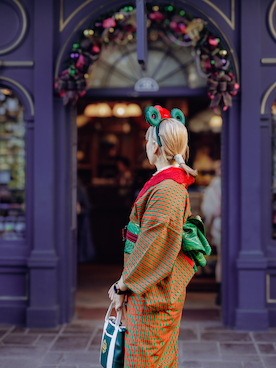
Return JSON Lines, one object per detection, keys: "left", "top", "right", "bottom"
{"left": 0, "top": 319, "right": 275, "bottom": 368}
{"left": 0, "top": 264, "right": 274, "bottom": 367}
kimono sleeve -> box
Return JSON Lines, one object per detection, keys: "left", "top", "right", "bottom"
{"left": 122, "top": 183, "right": 189, "bottom": 294}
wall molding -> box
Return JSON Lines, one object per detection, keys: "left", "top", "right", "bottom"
{"left": 59, "top": 0, "right": 235, "bottom": 32}
{"left": 267, "top": 274, "right": 276, "bottom": 303}
{"left": 260, "top": 81, "right": 276, "bottom": 114}
{"left": 0, "top": 60, "right": 34, "bottom": 67}
{"left": 59, "top": 0, "right": 95, "bottom": 32}
{"left": 202, "top": 0, "right": 235, "bottom": 30}
{"left": 0, "top": 0, "right": 27, "bottom": 55}
{"left": 261, "top": 58, "right": 276, "bottom": 64}
{"left": 269, "top": 0, "right": 276, "bottom": 41}
{"left": 0, "top": 76, "right": 34, "bottom": 116}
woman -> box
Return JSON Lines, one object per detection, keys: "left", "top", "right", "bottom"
{"left": 108, "top": 105, "right": 197, "bottom": 367}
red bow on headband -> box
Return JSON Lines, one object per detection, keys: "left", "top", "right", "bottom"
{"left": 154, "top": 105, "right": 171, "bottom": 119}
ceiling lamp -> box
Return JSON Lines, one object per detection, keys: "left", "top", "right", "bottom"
{"left": 113, "top": 103, "right": 127, "bottom": 117}
{"left": 84, "top": 103, "right": 112, "bottom": 117}
{"left": 209, "top": 115, "right": 222, "bottom": 132}
{"left": 126, "top": 103, "right": 142, "bottom": 117}
{"left": 97, "top": 103, "right": 112, "bottom": 117}
{"left": 84, "top": 104, "right": 98, "bottom": 117}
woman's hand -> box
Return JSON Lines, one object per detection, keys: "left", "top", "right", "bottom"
{"left": 108, "top": 284, "right": 125, "bottom": 311}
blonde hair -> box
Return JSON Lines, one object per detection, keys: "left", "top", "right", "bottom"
{"left": 146, "top": 118, "right": 197, "bottom": 177}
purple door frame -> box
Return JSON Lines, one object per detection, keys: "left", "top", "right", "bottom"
{"left": 54, "top": 0, "right": 241, "bottom": 328}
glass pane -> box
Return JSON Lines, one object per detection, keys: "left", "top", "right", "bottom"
{"left": 0, "top": 88, "right": 26, "bottom": 240}
{"left": 87, "top": 39, "right": 207, "bottom": 90}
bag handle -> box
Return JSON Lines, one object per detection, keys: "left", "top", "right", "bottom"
{"left": 105, "top": 302, "right": 126, "bottom": 327}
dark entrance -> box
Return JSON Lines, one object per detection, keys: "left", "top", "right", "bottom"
{"left": 75, "top": 92, "right": 222, "bottom": 320}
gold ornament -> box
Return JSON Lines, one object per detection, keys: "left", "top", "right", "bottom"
{"left": 186, "top": 19, "right": 205, "bottom": 42}
{"left": 109, "top": 27, "right": 115, "bottom": 33}
{"left": 152, "top": 6, "right": 159, "bottom": 11}
{"left": 219, "top": 50, "right": 227, "bottom": 56}
{"left": 83, "top": 29, "right": 94, "bottom": 37}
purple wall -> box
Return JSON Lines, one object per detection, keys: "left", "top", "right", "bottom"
{"left": 0, "top": 0, "right": 275, "bottom": 329}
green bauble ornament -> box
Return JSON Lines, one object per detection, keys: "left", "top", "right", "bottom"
{"left": 69, "top": 67, "right": 76, "bottom": 76}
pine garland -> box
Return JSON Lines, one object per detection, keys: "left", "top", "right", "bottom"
{"left": 55, "top": 3, "right": 239, "bottom": 110}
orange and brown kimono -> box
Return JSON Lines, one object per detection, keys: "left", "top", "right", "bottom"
{"left": 122, "top": 166, "right": 195, "bottom": 368}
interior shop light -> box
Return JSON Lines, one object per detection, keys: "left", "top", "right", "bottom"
{"left": 126, "top": 103, "right": 142, "bottom": 117}
{"left": 113, "top": 103, "right": 127, "bottom": 117}
{"left": 97, "top": 103, "right": 112, "bottom": 117}
{"left": 84, "top": 104, "right": 98, "bottom": 117}
{"left": 76, "top": 114, "right": 90, "bottom": 127}
{"left": 209, "top": 115, "right": 222, "bottom": 130}
{"left": 1, "top": 88, "right": 12, "bottom": 96}
{"left": 84, "top": 103, "right": 142, "bottom": 118}
{"left": 84, "top": 103, "right": 112, "bottom": 117}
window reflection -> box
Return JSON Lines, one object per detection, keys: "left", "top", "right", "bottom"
{"left": 0, "top": 88, "right": 26, "bottom": 240}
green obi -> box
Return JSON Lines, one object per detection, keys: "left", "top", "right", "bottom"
{"left": 124, "top": 221, "right": 140, "bottom": 254}
{"left": 182, "top": 216, "right": 212, "bottom": 271}
{"left": 124, "top": 216, "right": 211, "bottom": 271}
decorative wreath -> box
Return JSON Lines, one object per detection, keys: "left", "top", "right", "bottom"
{"left": 55, "top": 3, "right": 239, "bottom": 111}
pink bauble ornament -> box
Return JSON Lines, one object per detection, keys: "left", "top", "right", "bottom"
{"left": 170, "top": 21, "right": 178, "bottom": 30}
{"left": 103, "top": 17, "right": 116, "bottom": 29}
{"left": 149, "top": 12, "right": 165, "bottom": 21}
{"left": 234, "top": 83, "right": 239, "bottom": 90}
{"left": 76, "top": 55, "right": 86, "bottom": 69}
{"left": 208, "top": 37, "right": 218, "bottom": 46}
{"left": 223, "top": 106, "right": 228, "bottom": 111}
{"left": 91, "top": 45, "right": 100, "bottom": 53}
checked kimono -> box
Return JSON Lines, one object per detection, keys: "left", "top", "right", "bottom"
{"left": 122, "top": 166, "right": 196, "bottom": 368}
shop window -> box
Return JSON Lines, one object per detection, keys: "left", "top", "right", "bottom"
{"left": 87, "top": 40, "right": 207, "bottom": 90}
{"left": 0, "top": 88, "right": 26, "bottom": 240}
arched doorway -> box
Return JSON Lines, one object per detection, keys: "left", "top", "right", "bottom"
{"left": 55, "top": 1, "right": 239, "bottom": 326}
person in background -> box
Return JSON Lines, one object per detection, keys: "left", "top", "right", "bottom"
{"left": 77, "top": 179, "right": 95, "bottom": 263}
{"left": 201, "top": 160, "right": 221, "bottom": 304}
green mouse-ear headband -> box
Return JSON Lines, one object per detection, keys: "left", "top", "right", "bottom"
{"left": 145, "top": 106, "right": 185, "bottom": 146}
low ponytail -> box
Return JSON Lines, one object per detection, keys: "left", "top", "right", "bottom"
{"left": 174, "top": 154, "right": 197, "bottom": 177}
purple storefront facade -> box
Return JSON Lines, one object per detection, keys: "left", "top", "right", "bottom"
{"left": 0, "top": 0, "right": 276, "bottom": 330}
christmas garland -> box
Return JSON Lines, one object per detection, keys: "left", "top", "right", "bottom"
{"left": 55, "top": 3, "right": 239, "bottom": 111}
